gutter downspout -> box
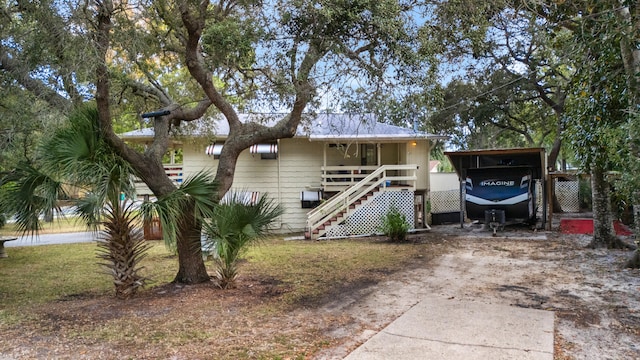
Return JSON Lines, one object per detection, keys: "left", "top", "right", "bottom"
{"left": 277, "top": 138, "right": 282, "bottom": 229}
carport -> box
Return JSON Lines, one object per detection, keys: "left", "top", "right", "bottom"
{"left": 444, "top": 148, "right": 548, "bottom": 230}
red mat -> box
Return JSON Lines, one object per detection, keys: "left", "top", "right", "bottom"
{"left": 560, "top": 218, "right": 633, "bottom": 236}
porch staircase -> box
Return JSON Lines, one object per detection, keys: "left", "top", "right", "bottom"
{"left": 308, "top": 190, "right": 377, "bottom": 239}
{"left": 305, "top": 165, "right": 417, "bottom": 240}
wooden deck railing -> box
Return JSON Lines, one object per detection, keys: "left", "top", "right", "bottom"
{"left": 134, "top": 164, "right": 183, "bottom": 196}
{"left": 307, "top": 164, "right": 417, "bottom": 238}
{"left": 321, "top": 165, "right": 379, "bottom": 192}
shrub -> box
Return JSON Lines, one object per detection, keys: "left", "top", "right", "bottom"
{"left": 378, "top": 206, "right": 410, "bottom": 242}
{"left": 202, "top": 192, "right": 283, "bottom": 289}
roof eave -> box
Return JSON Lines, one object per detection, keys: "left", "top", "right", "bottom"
{"left": 308, "top": 134, "right": 448, "bottom": 142}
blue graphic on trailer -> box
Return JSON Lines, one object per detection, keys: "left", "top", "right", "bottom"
{"left": 465, "top": 167, "right": 535, "bottom": 221}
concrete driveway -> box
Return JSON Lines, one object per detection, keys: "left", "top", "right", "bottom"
{"left": 5, "top": 232, "right": 96, "bottom": 247}
{"left": 344, "top": 297, "right": 554, "bottom": 360}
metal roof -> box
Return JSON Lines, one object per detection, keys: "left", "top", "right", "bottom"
{"left": 444, "top": 148, "right": 547, "bottom": 180}
{"left": 119, "top": 113, "right": 448, "bottom": 142}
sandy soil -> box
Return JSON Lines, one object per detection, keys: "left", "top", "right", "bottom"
{"left": 2, "top": 224, "right": 640, "bottom": 359}
{"left": 316, "top": 224, "right": 640, "bottom": 359}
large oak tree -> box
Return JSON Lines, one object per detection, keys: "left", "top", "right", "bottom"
{"left": 1, "top": 0, "right": 430, "bottom": 283}
{"left": 423, "top": 0, "right": 571, "bottom": 167}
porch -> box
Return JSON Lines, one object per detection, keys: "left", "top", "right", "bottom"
{"left": 320, "top": 165, "right": 417, "bottom": 193}
{"left": 134, "top": 164, "right": 184, "bottom": 196}
{"left": 306, "top": 164, "right": 421, "bottom": 240}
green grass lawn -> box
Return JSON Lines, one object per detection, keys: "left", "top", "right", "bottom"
{"left": 0, "top": 236, "right": 432, "bottom": 309}
{"left": 0, "top": 235, "right": 442, "bottom": 359}
{"left": 0, "top": 241, "right": 176, "bottom": 309}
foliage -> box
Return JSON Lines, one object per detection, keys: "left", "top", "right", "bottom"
{"left": 563, "top": 1, "right": 629, "bottom": 172}
{"left": 141, "top": 171, "right": 219, "bottom": 253}
{"left": 578, "top": 176, "right": 593, "bottom": 212}
{"left": 378, "top": 206, "right": 410, "bottom": 242}
{"left": 0, "top": 162, "right": 63, "bottom": 235}
{"left": 202, "top": 191, "right": 284, "bottom": 289}
{"left": 96, "top": 199, "right": 152, "bottom": 299}
{"left": 3, "top": 0, "right": 441, "bottom": 284}
{"left": 58, "top": 108, "right": 149, "bottom": 297}
{"left": 556, "top": 1, "right": 640, "bottom": 249}
{"left": 0, "top": 106, "right": 136, "bottom": 231}
{"left": 0, "top": 105, "right": 153, "bottom": 297}
{"left": 0, "top": 91, "right": 60, "bottom": 171}
{"left": 561, "top": 2, "right": 637, "bottom": 248}
{"left": 421, "top": 1, "right": 572, "bottom": 159}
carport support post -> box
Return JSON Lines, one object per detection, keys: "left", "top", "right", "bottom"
{"left": 459, "top": 177, "right": 465, "bottom": 228}
{"left": 546, "top": 174, "right": 554, "bottom": 231}
{"left": 542, "top": 174, "right": 549, "bottom": 230}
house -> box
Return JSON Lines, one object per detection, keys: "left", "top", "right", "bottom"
{"left": 120, "top": 113, "right": 447, "bottom": 239}
{"left": 429, "top": 160, "right": 441, "bottom": 172}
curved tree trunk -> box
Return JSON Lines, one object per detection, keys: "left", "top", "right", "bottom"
{"left": 588, "top": 166, "right": 629, "bottom": 249}
{"left": 94, "top": 3, "right": 210, "bottom": 285}
{"left": 626, "top": 205, "right": 640, "bottom": 268}
{"left": 173, "top": 201, "right": 210, "bottom": 284}
{"left": 617, "top": 6, "right": 640, "bottom": 267}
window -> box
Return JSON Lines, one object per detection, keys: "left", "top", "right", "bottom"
{"left": 300, "top": 190, "right": 322, "bottom": 208}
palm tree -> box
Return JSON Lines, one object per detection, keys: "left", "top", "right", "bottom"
{"left": 96, "top": 198, "right": 151, "bottom": 299}
{"left": 140, "top": 171, "right": 219, "bottom": 265}
{"left": 0, "top": 106, "right": 151, "bottom": 298}
{"left": 202, "top": 191, "right": 284, "bottom": 289}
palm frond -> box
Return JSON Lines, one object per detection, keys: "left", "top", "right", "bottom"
{"left": 38, "top": 105, "right": 137, "bottom": 198}
{"left": 202, "top": 191, "right": 283, "bottom": 288}
{"left": 0, "top": 162, "right": 64, "bottom": 235}
{"left": 2, "top": 105, "right": 151, "bottom": 299}
{"left": 141, "top": 171, "right": 218, "bottom": 251}
{"left": 74, "top": 192, "right": 103, "bottom": 232}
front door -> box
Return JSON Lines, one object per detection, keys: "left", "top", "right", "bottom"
{"left": 360, "top": 143, "right": 377, "bottom": 166}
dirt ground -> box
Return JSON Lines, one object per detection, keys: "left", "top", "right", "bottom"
{"left": 2, "top": 224, "right": 640, "bottom": 359}
{"left": 318, "top": 224, "right": 640, "bottom": 360}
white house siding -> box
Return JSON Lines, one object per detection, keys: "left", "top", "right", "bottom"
{"left": 181, "top": 138, "right": 325, "bottom": 234}
{"left": 278, "top": 139, "right": 325, "bottom": 233}
{"left": 180, "top": 138, "right": 432, "bottom": 234}
{"left": 182, "top": 140, "right": 216, "bottom": 179}
{"left": 380, "top": 143, "right": 399, "bottom": 165}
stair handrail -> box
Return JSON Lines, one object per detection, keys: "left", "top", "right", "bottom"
{"left": 306, "top": 164, "right": 417, "bottom": 237}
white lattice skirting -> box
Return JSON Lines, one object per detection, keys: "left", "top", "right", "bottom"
{"left": 430, "top": 180, "right": 580, "bottom": 217}
{"left": 325, "top": 191, "right": 415, "bottom": 238}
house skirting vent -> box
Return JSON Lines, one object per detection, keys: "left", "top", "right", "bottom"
{"left": 325, "top": 190, "right": 414, "bottom": 238}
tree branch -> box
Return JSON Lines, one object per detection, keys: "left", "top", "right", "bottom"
{"left": 0, "top": 47, "right": 72, "bottom": 113}
{"left": 179, "top": 1, "right": 239, "bottom": 127}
